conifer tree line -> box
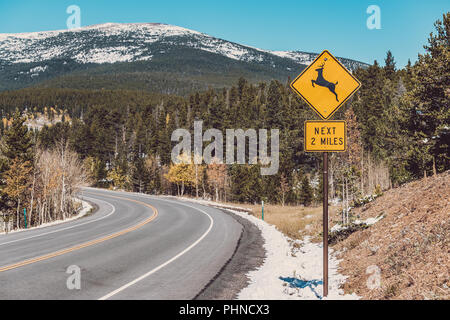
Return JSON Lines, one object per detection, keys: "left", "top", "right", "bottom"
{"left": 0, "top": 13, "right": 448, "bottom": 227}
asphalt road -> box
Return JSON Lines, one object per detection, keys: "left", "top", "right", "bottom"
{"left": 0, "top": 188, "right": 242, "bottom": 300}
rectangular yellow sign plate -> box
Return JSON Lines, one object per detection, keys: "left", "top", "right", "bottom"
{"left": 304, "top": 120, "right": 347, "bottom": 152}
{"left": 291, "top": 50, "right": 361, "bottom": 120}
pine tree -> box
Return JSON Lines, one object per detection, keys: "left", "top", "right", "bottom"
{"left": 230, "top": 164, "right": 262, "bottom": 203}
{"left": 144, "top": 155, "right": 161, "bottom": 194}
{"left": 316, "top": 170, "right": 323, "bottom": 203}
{"left": 299, "top": 175, "right": 313, "bottom": 206}
{"left": 1, "top": 110, "right": 33, "bottom": 164}
{"left": 384, "top": 50, "right": 397, "bottom": 80}
{"left": 266, "top": 80, "right": 284, "bottom": 128}
{"left": 0, "top": 117, "right": 4, "bottom": 135}
{"left": 408, "top": 13, "right": 450, "bottom": 175}
{"left": 278, "top": 172, "right": 290, "bottom": 206}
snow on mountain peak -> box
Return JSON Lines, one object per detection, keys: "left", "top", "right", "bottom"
{"left": 0, "top": 23, "right": 200, "bottom": 40}
{"left": 0, "top": 23, "right": 368, "bottom": 69}
{"left": 0, "top": 23, "right": 259, "bottom": 64}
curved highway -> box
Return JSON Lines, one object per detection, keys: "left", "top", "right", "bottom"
{"left": 0, "top": 188, "right": 242, "bottom": 300}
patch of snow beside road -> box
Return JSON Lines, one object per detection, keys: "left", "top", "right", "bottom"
{"left": 229, "top": 209, "right": 358, "bottom": 300}
{"left": 169, "top": 196, "right": 359, "bottom": 300}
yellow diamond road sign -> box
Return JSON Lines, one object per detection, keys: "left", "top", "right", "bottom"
{"left": 290, "top": 50, "right": 361, "bottom": 120}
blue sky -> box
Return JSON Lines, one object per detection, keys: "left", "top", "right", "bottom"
{"left": 0, "top": 0, "right": 448, "bottom": 67}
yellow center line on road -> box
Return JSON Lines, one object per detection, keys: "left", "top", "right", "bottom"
{"left": 0, "top": 192, "right": 158, "bottom": 273}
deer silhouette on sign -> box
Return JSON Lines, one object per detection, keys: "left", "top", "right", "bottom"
{"left": 311, "top": 59, "right": 339, "bottom": 102}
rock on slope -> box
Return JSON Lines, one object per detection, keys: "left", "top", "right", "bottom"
{"left": 334, "top": 171, "right": 449, "bottom": 300}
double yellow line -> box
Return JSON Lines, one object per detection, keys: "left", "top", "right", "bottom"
{"left": 0, "top": 193, "right": 158, "bottom": 273}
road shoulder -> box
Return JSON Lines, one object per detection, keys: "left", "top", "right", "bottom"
{"left": 195, "top": 209, "right": 266, "bottom": 300}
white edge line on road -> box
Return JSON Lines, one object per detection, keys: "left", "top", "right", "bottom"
{"left": 0, "top": 197, "right": 115, "bottom": 247}
{"left": 98, "top": 198, "right": 214, "bottom": 300}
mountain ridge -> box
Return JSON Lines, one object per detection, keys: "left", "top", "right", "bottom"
{"left": 0, "top": 23, "right": 370, "bottom": 94}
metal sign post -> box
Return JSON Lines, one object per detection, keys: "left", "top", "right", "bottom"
{"left": 323, "top": 153, "right": 329, "bottom": 297}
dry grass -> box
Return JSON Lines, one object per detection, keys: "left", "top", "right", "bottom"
{"left": 216, "top": 201, "right": 339, "bottom": 241}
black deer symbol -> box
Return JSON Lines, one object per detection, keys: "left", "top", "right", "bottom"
{"left": 311, "top": 62, "right": 339, "bottom": 102}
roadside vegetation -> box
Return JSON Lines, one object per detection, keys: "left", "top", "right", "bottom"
{"left": 0, "top": 112, "right": 87, "bottom": 232}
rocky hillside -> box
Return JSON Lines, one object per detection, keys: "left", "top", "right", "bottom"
{"left": 334, "top": 171, "right": 449, "bottom": 300}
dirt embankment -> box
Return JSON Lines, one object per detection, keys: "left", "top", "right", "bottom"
{"left": 334, "top": 171, "right": 449, "bottom": 300}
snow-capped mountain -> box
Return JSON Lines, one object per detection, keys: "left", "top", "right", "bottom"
{"left": 0, "top": 23, "right": 369, "bottom": 93}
